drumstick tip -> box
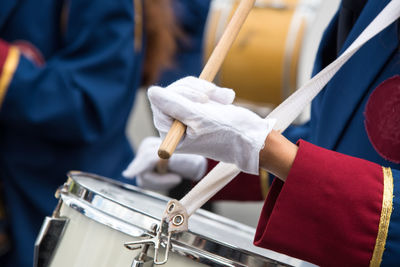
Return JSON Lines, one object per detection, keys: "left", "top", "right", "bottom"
{"left": 158, "top": 149, "right": 171, "bottom": 159}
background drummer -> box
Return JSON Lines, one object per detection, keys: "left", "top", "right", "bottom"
{"left": 0, "top": 0, "right": 210, "bottom": 266}
{"left": 125, "top": 0, "right": 400, "bottom": 265}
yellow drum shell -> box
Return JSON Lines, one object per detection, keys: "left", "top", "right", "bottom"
{"left": 204, "top": 0, "right": 310, "bottom": 106}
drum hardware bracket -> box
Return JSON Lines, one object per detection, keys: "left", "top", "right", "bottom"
{"left": 34, "top": 216, "right": 69, "bottom": 267}
{"left": 124, "top": 224, "right": 172, "bottom": 265}
{"left": 162, "top": 199, "right": 189, "bottom": 233}
{"left": 124, "top": 198, "right": 189, "bottom": 266}
{"left": 130, "top": 239, "right": 154, "bottom": 267}
{"left": 52, "top": 182, "right": 71, "bottom": 218}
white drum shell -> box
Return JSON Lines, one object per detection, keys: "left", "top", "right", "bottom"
{"left": 50, "top": 204, "right": 203, "bottom": 267}
{"left": 36, "top": 172, "right": 315, "bottom": 267}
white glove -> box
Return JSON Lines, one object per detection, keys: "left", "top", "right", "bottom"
{"left": 148, "top": 76, "right": 276, "bottom": 174}
{"left": 123, "top": 137, "right": 207, "bottom": 191}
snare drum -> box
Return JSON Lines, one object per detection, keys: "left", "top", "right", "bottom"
{"left": 34, "top": 172, "right": 311, "bottom": 267}
{"left": 204, "top": 0, "right": 318, "bottom": 106}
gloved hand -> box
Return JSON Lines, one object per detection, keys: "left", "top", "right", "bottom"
{"left": 123, "top": 136, "right": 207, "bottom": 191}
{"left": 148, "top": 76, "right": 276, "bottom": 174}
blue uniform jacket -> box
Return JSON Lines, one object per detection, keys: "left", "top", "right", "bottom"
{"left": 283, "top": 0, "right": 400, "bottom": 265}
{"left": 158, "top": 0, "right": 211, "bottom": 85}
{"left": 285, "top": 0, "right": 399, "bottom": 170}
{"left": 0, "top": 0, "right": 144, "bottom": 266}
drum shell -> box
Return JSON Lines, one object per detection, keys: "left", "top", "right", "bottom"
{"left": 49, "top": 204, "right": 203, "bottom": 267}
{"left": 204, "top": 0, "right": 313, "bottom": 106}
{"left": 35, "top": 172, "right": 313, "bottom": 267}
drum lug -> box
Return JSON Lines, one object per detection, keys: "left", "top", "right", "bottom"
{"left": 125, "top": 223, "right": 172, "bottom": 265}
{"left": 34, "top": 216, "right": 69, "bottom": 267}
{"left": 130, "top": 243, "right": 154, "bottom": 267}
{"left": 53, "top": 181, "right": 70, "bottom": 218}
{"left": 131, "top": 257, "right": 153, "bottom": 267}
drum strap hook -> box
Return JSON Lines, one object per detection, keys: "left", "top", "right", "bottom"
{"left": 124, "top": 223, "right": 172, "bottom": 265}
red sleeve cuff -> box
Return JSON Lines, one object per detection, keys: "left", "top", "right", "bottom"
{"left": 0, "top": 39, "right": 20, "bottom": 107}
{"left": 207, "top": 159, "right": 264, "bottom": 201}
{"left": 0, "top": 39, "right": 10, "bottom": 71}
{"left": 254, "top": 140, "right": 383, "bottom": 266}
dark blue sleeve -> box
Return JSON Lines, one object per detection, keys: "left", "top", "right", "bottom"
{"left": 0, "top": 0, "right": 137, "bottom": 144}
{"left": 173, "top": 0, "right": 211, "bottom": 34}
{"left": 158, "top": 0, "right": 211, "bottom": 85}
{"left": 283, "top": 121, "right": 311, "bottom": 144}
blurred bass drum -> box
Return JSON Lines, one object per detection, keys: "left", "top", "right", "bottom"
{"left": 204, "top": 0, "right": 318, "bottom": 107}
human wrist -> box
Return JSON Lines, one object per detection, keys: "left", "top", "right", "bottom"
{"left": 259, "top": 130, "right": 298, "bottom": 181}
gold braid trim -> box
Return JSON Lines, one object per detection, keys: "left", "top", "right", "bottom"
{"left": 259, "top": 168, "right": 270, "bottom": 199}
{"left": 370, "top": 167, "right": 394, "bottom": 267}
{"left": 0, "top": 46, "right": 20, "bottom": 107}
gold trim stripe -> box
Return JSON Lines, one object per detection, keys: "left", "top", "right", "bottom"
{"left": 370, "top": 167, "right": 394, "bottom": 267}
{"left": 0, "top": 46, "right": 20, "bottom": 107}
{"left": 259, "top": 168, "right": 270, "bottom": 199}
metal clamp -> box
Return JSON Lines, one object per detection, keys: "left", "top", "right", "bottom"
{"left": 162, "top": 200, "right": 188, "bottom": 233}
{"left": 124, "top": 224, "right": 172, "bottom": 265}
{"left": 124, "top": 199, "right": 190, "bottom": 265}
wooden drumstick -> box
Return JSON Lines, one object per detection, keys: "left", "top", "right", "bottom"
{"left": 157, "top": 0, "right": 256, "bottom": 160}
{"left": 156, "top": 158, "right": 169, "bottom": 174}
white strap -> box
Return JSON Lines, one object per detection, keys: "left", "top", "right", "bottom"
{"left": 180, "top": 0, "right": 400, "bottom": 216}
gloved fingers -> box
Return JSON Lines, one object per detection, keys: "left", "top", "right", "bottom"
{"left": 152, "top": 83, "right": 210, "bottom": 104}
{"left": 170, "top": 77, "right": 235, "bottom": 105}
{"left": 149, "top": 87, "right": 235, "bottom": 140}
{"left": 150, "top": 101, "right": 175, "bottom": 135}
{"left": 169, "top": 153, "right": 207, "bottom": 181}
{"left": 122, "top": 160, "right": 137, "bottom": 178}
{"left": 138, "top": 136, "right": 162, "bottom": 149}
{"left": 208, "top": 87, "right": 235, "bottom": 105}
{"left": 169, "top": 85, "right": 209, "bottom": 103}
{"left": 122, "top": 156, "right": 155, "bottom": 178}
{"left": 122, "top": 137, "right": 161, "bottom": 178}
{"left": 137, "top": 172, "right": 182, "bottom": 191}
{"left": 148, "top": 86, "right": 197, "bottom": 125}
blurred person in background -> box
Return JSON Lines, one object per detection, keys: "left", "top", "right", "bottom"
{"left": 0, "top": 0, "right": 188, "bottom": 266}
{"left": 158, "top": 0, "right": 211, "bottom": 85}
